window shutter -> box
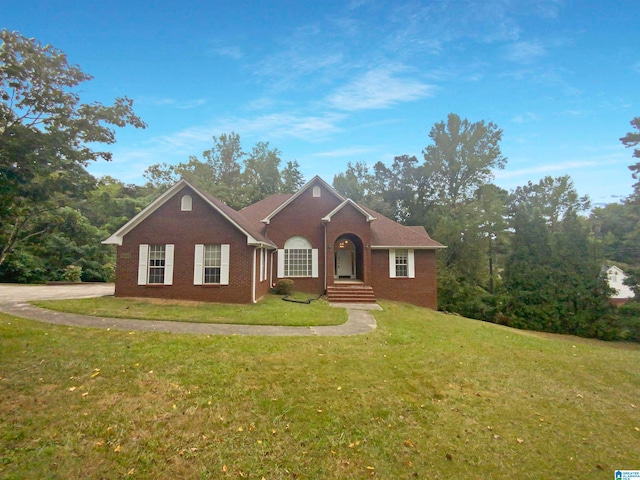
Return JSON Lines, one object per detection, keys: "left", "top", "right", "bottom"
{"left": 193, "top": 244, "right": 204, "bottom": 285}
{"left": 389, "top": 249, "right": 396, "bottom": 278}
{"left": 312, "top": 249, "right": 319, "bottom": 278}
{"left": 408, "top": 249, "right": 415, "bottom": 278}
{"left": 164, "top": 244, "right": 174, "bottom": 285}
{"left": 220, "top": 244, "right": 230, "bottom": 285}
{"left": 138, "top": 244, "right": 149, "bottom": 285}
{"left": 277, "top": 249, "right": 285, "bottom": 278}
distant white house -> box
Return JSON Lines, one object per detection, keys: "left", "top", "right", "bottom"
{"left": 606, "top": 265, "right": 636, "bottom": 305}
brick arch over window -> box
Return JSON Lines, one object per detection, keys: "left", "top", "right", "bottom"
{"left": 278, "top": 236, "right": 318, "bottom": 278}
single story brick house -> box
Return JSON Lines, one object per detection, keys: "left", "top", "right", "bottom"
{"left": 103, "top": 176, "right": 445, "bottom": 308}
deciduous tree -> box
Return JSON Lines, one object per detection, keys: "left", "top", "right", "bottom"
{"left": 0, "top": 30, "right": 145, "bottom": 267}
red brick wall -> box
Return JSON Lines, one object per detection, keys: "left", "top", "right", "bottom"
{"left": 266, "top": 180, "right": 342, "bottom": 294}
{"left": 369, "top": 249, "right": 439, "bottom": 310}
{"left": 115, "top": 186, "right": 256, "bottom": 303}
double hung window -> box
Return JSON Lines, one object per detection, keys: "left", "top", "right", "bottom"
{"left": 394, "top": 249, "right": 409, "bottom": 278}
{"left": 148, "top": 245, "right": 166, "bottom": 283}
{"left": 203, "top": 245, "right": 221, "bottom": 284}
{"left": 194, "top": 244, "right": 230, "bottom": 285}
{"left": 138, "top": 244, "right": 174, "bottom": 285}
{"left": 389, "top": 248, "right": 415, "bottom": 279}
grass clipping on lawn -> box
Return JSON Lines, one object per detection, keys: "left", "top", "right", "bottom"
{"left": 1, "top": 300, "right": 639, "bottom": 479}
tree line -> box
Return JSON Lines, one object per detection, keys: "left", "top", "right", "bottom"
{"left": 331, "top": 113, "right": 640, "bottom": 341}
{"left": 1, "top": 30, "right": 639, "bottom": 340}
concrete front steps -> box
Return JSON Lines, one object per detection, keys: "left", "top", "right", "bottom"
{"left": 326, "top": 284, "right": 376, "bottom": 303}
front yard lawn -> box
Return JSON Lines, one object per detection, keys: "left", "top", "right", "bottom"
{"left": 32, "top": 293, "right": 345, "bottom": 327}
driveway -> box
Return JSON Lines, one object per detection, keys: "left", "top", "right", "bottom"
{"left": 0, "top": 283, "right": 378, "bottom": 336}
{"left": 0, "top": 283, "right": 115, "bottom": 302}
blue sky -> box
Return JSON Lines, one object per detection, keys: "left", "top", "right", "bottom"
{"left": 4, "top": 0, "right": 639, "bottom": 205}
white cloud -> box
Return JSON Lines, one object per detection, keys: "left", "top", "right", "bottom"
{"left": 139, "top": 97, "right": 207, "bottom": 110}
{"left": 326, "top": 66, "right": 435, "bottom": 111}
{"left": 505, "top": 41, "right": 547, "bottom": 64}
{"left": 214, "top": 45, "right": 243, "bottom": 60}
{"left": 512, "top": 112, "right": 540, "bottom": 124}
{"left": 495, "top": 160, "right": 602, "bottom": 179}
{"left": 222, "top": 112, "right": 346, "bottom": 141}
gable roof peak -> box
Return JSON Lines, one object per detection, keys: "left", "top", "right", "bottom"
{"left": 102, "top": 178, "right": 275, "bottom": 248}
{"left": 260, "top": 175, "right": 344, "bottom": 224}
{"left": 321, "top": 198, "right": 376, "bottom": 223}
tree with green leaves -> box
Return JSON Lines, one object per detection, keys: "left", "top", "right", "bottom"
{"left": 501, "top": 179, "right": 615, "bottom": 338}
{"left": 417, "top": 114, "right": 508, "bottom": 319}
{"left": 421, "top": 113, "right": 506, "bottom": 209}
{"left": 0, "top": 30, "right": 146, "bottom": 268}
{"left": 621, "top": 117, "right": 640, "bottom": 198}
{"left": 243, "top": 141, "right": 283, "bottom": 204}
{"left": 144, "top": 133, "right": 304, "bottom": 209}
{"left": 500, "top": 205, "right": 558, "bottom": 331}
{"left": 281, "top": 160, "right": 305, "bottom": 193}
{"left": 510, "top": 175, "right": 590, "bottom": 232}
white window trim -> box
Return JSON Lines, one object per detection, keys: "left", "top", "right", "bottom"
{"left": 260, "top": 248, "right": 267, "bottom": 282}
{"left": 389, "top": 248, "right": 415, "bottom": 279}
{"left": 277, "top": 248, "right": 318, "bottom": 278}
{"left": 181, "top": 194, "right": 192, "bottom": 211}
{"left": 138, "top": 244, "right": 174, "bottom": 285}
{"left": 193, "top": 244, "right": 230, "bottom": 285}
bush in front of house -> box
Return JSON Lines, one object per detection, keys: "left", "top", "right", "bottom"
{"left": 62, "top": 265, "right": 83, "bottom": 283}
{"left": 273, "top": 279, "right": 294, "bottom": 295}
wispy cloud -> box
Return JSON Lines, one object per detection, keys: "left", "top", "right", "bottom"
{"left": 512, "top": 112, "right": 540, "bottom": 124}
{"left": 206, "top": 41, "right": 244, "bottom": 60}
{"left": 326, "top": 66, "right": 435, "bottom": 111}
{"left": 139, "top": 97, "right": 208, "bottom": 109}
{"left": 150, "top": 110, "right": 346, "bottom": 149}
{"left": 214, "top": 45, "right": 243, "bottom": 60}
{"left": 505, "top": 41, "right": 547, "bottom": 63}
{"left": 220, "top": 112, "right": 346, "bottom": 141}
{"left": 495, "top": 160, "right": 602, "bottom": 179}
{"left": 254, "top": 50, "right": 345, "bottom": 91}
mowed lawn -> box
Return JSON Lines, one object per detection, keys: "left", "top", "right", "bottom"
{"left": 31, "top": 294, "right": 346, "bottom": 326}
{"left": 1, "top": 299, "right": 639, "bottom": 479}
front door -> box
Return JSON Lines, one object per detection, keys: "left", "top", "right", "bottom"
{"left": 336, "top": 250, "right": 354, "bottom": 278}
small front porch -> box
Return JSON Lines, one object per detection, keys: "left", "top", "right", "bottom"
{"left": 327, "top": 234, "right": 376, "bottom": 303}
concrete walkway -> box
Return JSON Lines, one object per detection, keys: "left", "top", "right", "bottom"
{"left": 0, "top": 284, "right": 378, "bottom": 336}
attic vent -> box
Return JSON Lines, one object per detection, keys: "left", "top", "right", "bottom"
{"left": 181, "top": 195, "right": 193, "bottom": 211}
{"left": 312, "top": 186, "right": 321, "bottom": 197}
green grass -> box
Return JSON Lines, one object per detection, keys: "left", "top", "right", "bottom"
{"left": 1, "top": 300, "right": 639, "bottom": 479}
{"left": 31, "top": 293, "right": 345, "bottom": 326}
